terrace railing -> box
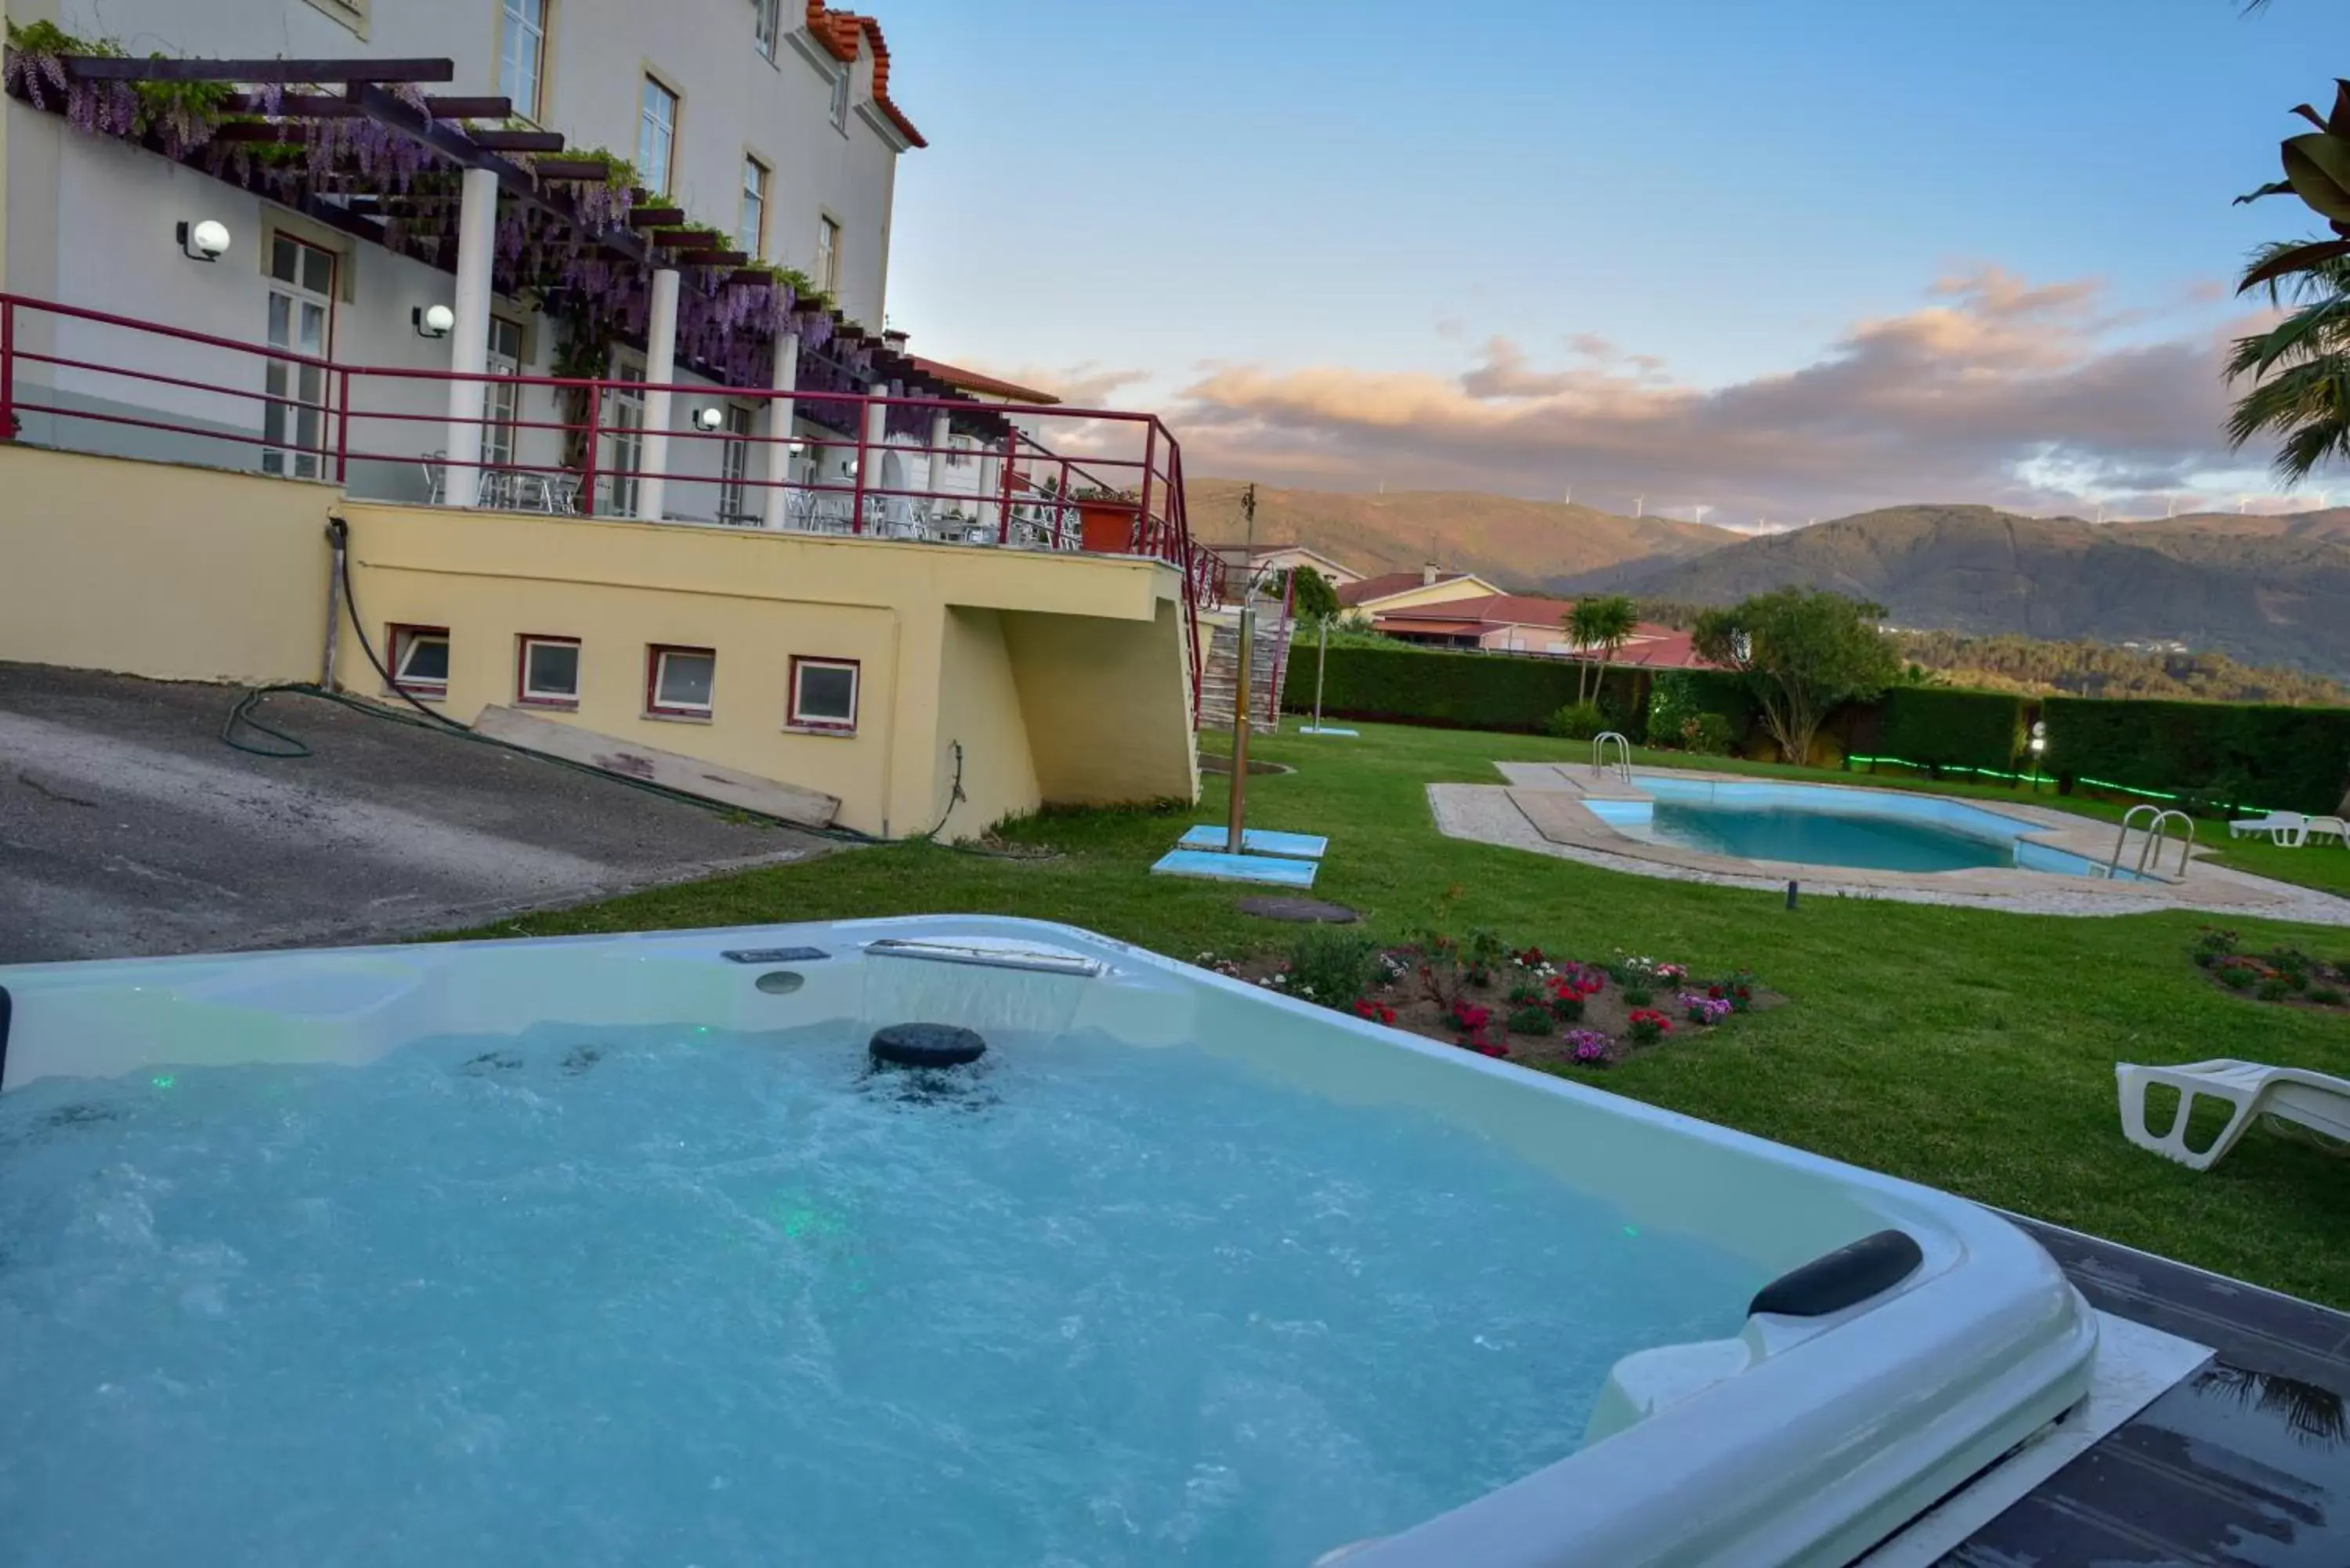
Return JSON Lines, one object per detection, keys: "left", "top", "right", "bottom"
{"left": 0, "top": 290, "right": 1228, "bottom": 719}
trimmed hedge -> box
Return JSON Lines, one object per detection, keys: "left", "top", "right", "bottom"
{"left": 1875, "top": 688, "right": 2026, "bottom": 774}
{"left": 2042, "top": 697, "right": 2350, "bottom": 815}
{"left": 1279, "top": 643, "right": 1646, "bottom": 735}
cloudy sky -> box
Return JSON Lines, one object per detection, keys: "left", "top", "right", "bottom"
{"left": 876, "top": 0, "right": 2347, "bottom": 523}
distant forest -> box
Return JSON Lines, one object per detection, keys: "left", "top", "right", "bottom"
{"left": 1631, "top": 602, "right": 2348, "bottom": 706}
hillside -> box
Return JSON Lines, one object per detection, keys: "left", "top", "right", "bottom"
{"left": 1181, "top": 478, "right": 1737, "bottom": 589}
{"left": 1573, "top": 503, "right": 2350, "bottom": 679}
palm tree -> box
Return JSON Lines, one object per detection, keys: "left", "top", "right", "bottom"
{"left": 2225, "top": 244, "right": 2350, "bottom": 483}
{"left": 1564, "top": 596, "right": 1639, "bottom": 704}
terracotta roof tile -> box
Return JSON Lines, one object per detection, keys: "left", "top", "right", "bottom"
{"left": 905, "top": 356, "right": 1061, "bottom": 405}
{"left": 804, "top": 3, "right": 927, "bottom": 148}
{"left": 1335, "top": 570, "right": 1472, "bottom": 606}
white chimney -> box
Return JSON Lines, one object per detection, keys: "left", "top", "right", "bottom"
{"left": 1421, "top": 562, "right": 1440, "bottom": 586}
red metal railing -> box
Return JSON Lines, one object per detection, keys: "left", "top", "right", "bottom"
{"left": 0, "top": 291, "right": 1229, "bottom": 719}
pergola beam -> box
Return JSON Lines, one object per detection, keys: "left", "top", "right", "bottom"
{"left": 220, "top": 92, "right": 516, "bottom": 121}
{"left": 469, "top": 130, "right": 565, "bottom": 153}
{"left": 67, "top": 56, "right": 454, "bottom": 83}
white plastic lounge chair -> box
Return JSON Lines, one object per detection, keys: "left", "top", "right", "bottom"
{"left": 2117, "top": 1058, "right": 2350, "bottom": 1171}
{"left": 2228, "top": 811, "right": 2309, "bottom": 846}
{"left": 2305, "top": 815, "right": 2350, "bottom": 847}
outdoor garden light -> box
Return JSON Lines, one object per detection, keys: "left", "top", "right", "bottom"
{"left": 413, "top": 305, "right": 456, "bottom": 339}
{"left": 692, "top": 406, "right": 726, "bottom": 432}
{"left": 176, "top": 219, "right": 230, "bottom": 262}
{"left": 2029, "top": 721, "right": 2048, "bottom": 754}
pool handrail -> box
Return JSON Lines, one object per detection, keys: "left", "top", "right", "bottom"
{"left": 2107, "top": 805, "right": 2193, "bottom": 880}
{"left": 1591, "top": 732, "right": 1633, "bottom": 785}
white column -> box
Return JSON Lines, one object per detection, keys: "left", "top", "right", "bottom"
{"left": 441, "top": 166, "right": 500, "bottom": 508}
{"left": 759, "top": 328, "right": 801, "bottom": 529}
{"left": 860, "top": 385, "right": 890, "bottom": 526}
{"left": 924, "top": 410, "right": 952, "bottom": 503}
{"left": 978, "top": 444, "right": 1003, "bottom": 531}
{"left": 636, "top": 266, "right": 681, "bottom": 522}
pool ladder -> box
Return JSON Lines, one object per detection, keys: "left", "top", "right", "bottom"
{"left": 2106, "top": 805, "right": 2194, "bottom": 880}
{"left": 1591, "top": 731, "right": 1633, "bottom": 786}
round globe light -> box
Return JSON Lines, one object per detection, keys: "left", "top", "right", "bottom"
{"left": 421, "top": 303, "right": 457, "bottom": 336}
{"left": 188, "top": 219, "right": 231, "bottom": 258}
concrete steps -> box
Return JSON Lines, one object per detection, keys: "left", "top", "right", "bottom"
{"left": 1196, "top": 612, "right": 1287, "bottom": 735}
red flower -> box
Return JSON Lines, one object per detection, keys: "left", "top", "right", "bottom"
{"left": 1354, "top": 999, "right": 1397, "bottom": 1025}
{"left": 1627, "top": 1009, "right": 1673, "bottom": 1032}
{"left": 1707, "top": 985, "right": 1725, "bottom": 1000}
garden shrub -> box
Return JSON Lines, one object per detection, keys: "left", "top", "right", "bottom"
{"left": 1875, "top": 687, "right": 2026, "bottom": 773}
{"left": 1544, "top": 701, "right": 1608, "bottom": 740}
{"left": 1286, "top": 927, "right": 1379, "bottom": 1010}
{"left": 1506, "top": 1005, "right": 1553, "bottom": 1036}
{"left": 1279, "top": 644, "right": 1645, "bottom": 735}
{"left": 2042, "top": 695, "right": 2350, "bottom": 815}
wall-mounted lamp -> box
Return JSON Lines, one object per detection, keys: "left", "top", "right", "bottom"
{"left": 691, "top": 406, "right": 727, "bottom": 432}
{"left": 412, "top": 304, "right": 456, "bottom": 340}
{"left": 176, "top": 219, "right": 231, "bottom": 263}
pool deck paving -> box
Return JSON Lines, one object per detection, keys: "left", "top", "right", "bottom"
{"left": 1430, "top": 763, "right": 2350, "bottom": 925}
{"left": 0, "top": 663, "right": 833, "bottom": 963}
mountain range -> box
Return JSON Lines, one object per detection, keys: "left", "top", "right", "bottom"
{"left": 1184, "top": 480, "right": 2350, "bottom": 681}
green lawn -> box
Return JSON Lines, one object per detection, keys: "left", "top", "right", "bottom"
{"left": 450, "top": 721, "right": 2350, "bottom": 1309}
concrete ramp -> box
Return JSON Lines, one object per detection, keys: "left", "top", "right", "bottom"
{"left": 473, "top": 706, "right": 840, "bottom": 828}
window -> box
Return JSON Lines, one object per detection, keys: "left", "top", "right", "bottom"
{"left": 638, "top": 76, "right": 678, "bottom": 196}
{"left": 389, "top": 626, "right": 450, "bottom": 698}
{"left": 946, "top": 434, "right": 971, "bottom": 468}
{"left": 648, "top": 645, "right": 716, "bottom": 717}
{"left": 815, "top": 216, "right": 841, "bottom": 294}
{"left": 718, "top": 404, "right": 754, "bottom": 521}
{"left": 499, "top": 0, "right": 546, "bottom": 121}
{"left": 738, "top": 157, "right": 768, "bottom": 258}
{"left": 483, "top": 316, "right": 525, "bottom": 469}
{"left": 789, "top": 656, "right": 859, "bottom": 732}
{"left": 753, "top": 0, "right": 781, "bottom": 60}
{"left": 828, "top": 62, "right": 851, "bottom": 132}
{"left": 262, "top": 234, "right": 335, "bottom": 479}
{"left": 516, "top": 635, "right": 580, "bottom": 708}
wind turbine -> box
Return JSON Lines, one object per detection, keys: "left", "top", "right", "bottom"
{"left": 2165, "top": 494, "right": 2176, "bottom": 518}
{"left": 2238, "top": 495, "right": 2252, "bottom": 515}
{"left": 1562, "top": 486, "right": 1572, "bottom": 506}
{"left": 1633, "top": 495, "right": 1645, "bottom": 518}
{"left": 1691, "top": 503, "right": 1712, "bottom": 526}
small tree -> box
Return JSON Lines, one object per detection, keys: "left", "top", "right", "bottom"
{"left": 1691, "top": 588, "right": 1901, "bottom": 765}
{"left": 1281, "top": 565, "right": 1343, "bottom": 623}
{"left": 1564, "top": 595, "right": 1639, "bottom": 704}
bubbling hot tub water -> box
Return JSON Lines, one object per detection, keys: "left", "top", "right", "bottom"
{"left": 0, "top": 1016, "right": 1761, "bottom": 1568}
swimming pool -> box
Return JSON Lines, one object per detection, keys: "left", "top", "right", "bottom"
{"left": 0, "top": 918, "right": 2096, "bottom": 1568}
{"left": 1585, "top": 777, "right": 2136, "bottom": 879}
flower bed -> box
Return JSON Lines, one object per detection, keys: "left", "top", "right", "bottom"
{"left": 2190, "top": 928, "right": 2350, "bottom": 1010}
{"left": 1193, "top": 931, "right": 1776, "bottom": 1070}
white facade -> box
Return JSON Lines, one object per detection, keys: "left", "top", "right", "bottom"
{"left": 2, "top": 0, "right": 920, "bottom": 520}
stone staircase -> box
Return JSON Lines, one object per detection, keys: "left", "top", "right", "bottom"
{"left": 1196, "top": 608, "right": 1288, "bottom": 735}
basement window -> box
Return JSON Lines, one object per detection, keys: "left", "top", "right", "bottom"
{"left": 517, "top": 634, "right": 580, "bottom": 708}
{"left": 389, "top": 625, "right": 449, "bottom": 699}
{"left": 788, "top": 656, "right": 859, "bottom": 733}
{"left": 648, "top": 645, "right": 716, "bottom": 718}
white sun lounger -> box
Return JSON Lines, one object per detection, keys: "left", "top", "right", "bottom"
{"left": 2117, "top": 1058, "right": 2350, "bottom": 1171}
{"left": 2227, "top": 811, "right": 2310, "bottom": 845}
{"left": 2305, "top": 815, "right": 2350, "bottom": 847}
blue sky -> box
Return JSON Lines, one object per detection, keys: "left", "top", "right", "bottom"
{"left": 873, "top": 1, "right": 2348, "bottom": 519}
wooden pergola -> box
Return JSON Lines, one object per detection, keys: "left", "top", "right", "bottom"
{"left": 10, "top": 48, "right": 1018, "bottom": 440}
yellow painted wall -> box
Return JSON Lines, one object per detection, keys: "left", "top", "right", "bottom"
{"left": 1353, "top": 574, "right": 1502, "bottom": 612}
{"left": 0, "top": 444, "right": 333, "bottom": 683}
{"left": 933, "top": 607, "right": 1042, "bottom": 837}
{"left": 334, "top": 504, "right": 1195, "bottom": 838}
{"left": 1002, "top": 598, "right": 1198, "bottom": 805}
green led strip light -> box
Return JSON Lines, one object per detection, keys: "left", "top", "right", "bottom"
{"left": 1840, "top": 755, "right": 2272, "bottom": 818}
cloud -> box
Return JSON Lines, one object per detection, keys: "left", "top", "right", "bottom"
{"left": 1162, "top": 266, "right": 2264, "bottom": 522}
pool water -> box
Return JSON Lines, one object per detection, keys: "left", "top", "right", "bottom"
{"left": 1647, "top": 802, "right": 2014, "bottom": 873}
{"left": 0, "top": 1019, "right": 1762, "bottom": 1568}
{"left": 1584, "top": 779, "right": 2133, "bottom": 879}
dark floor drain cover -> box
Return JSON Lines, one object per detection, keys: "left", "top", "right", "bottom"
{"left": 1237, "top": 896, "right": 1359, "bottom": 923}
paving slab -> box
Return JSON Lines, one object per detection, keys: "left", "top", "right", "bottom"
{"left": 0, "top": 664, "right": 830, "bottom": 963}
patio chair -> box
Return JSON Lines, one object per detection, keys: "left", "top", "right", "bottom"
{"left": 2117, "top": 1058, "right": 2350, "bottom": 1171}
{"left": 543, "top": 473, "right": 584, "bottom": 515}
{"left": 2228, "top": 811, "right": 2310, "bottom": 846}
{"left": 421, "top": 451, "right": 446, "bottom": 506}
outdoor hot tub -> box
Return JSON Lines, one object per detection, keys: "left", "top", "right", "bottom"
{"left": 0, "top": 917, "right": 2096, "bottom": 1568}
